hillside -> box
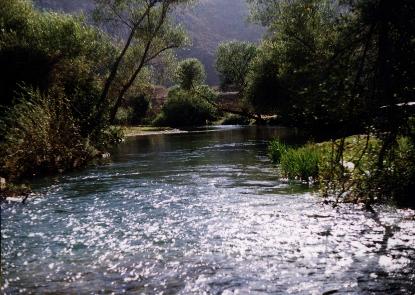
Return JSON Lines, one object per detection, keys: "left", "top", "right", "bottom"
{"left": 33, "top": 0, "right": 263, "bottom": 85}
{"left": 175, "top": 0, "right": 264, "bottom": 84}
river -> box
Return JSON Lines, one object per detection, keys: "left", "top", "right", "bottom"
{"left": 1, "top": 126, "right": 414, "bottom": 294}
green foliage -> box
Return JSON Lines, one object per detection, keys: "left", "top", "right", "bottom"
{"left": 0, "top": 0, "right": 115, "bottom": 133}
{"left": 244, "top": 42, "right": 285, "bottom": 115}
{"left": 175, "top": 58, "right": 206, "bottom": 90}
{"left": 0, "top": 88, "right": 92, "bottom": 180}
{"left": 114, "top": 95, "right": 150, "bottom": 125}
{"left": 93, "top": 0, "right": 191, "bottom": 124}
{"left": 317, "top": 134, "right": 415, "bottom": 207}
{"left": 114, "top": 107, "right": 134, "bottom": 126}
{"left": 100, "top": 126, "right": 125, "bottom": 145}
{"left": 247, "top": 0, "right": 414, "bottom": 134}
{"left": 251, "top": 0, "right": 415, "bottom": 206}
{"left": 386, "top": 137, "right": 415, "bottom": 207}
{"left": 268, "top": 138, "right": 288, "bottom": 163}
{"left": 268, "top": 139, "right": 321, "bottom": 182}
{"left": 215, "top": 41, "right": 257, "bottom": 91}
{"left": 154, "top": 86, "right": 216, "bottom": 127}
{"left": 0, "top": 1, "right": 117, "bottom": 180}
{"left": 280, "top": 144, "right": 321, "bottom": 182}
{"left": 130, "top": 95, "right": 150, "bottom": 124}
{"left": 245, "top": 0, "right": 363, "bottom": 133}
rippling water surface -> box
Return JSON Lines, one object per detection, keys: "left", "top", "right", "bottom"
{"left": 1, "top": 126, "right": 414, "bottom": 294}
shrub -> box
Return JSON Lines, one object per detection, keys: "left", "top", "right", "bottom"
{"left": 315, "top": 134, "right": 415, "bottom": 207}
{"left": 113, "top": 94, "right": 151, "bottom": 126}
{"left": 129, "top": 94, "right": 150, "bottom": 124}
{"left": 154, "top": 87, "right": 216, "bottom": 127}
{"left": 0, "top": 1, "right": 119, "bottom": 182}
{"left": 101, "top": 126, "right": 125, "bottom": 144}
{"left": 385, "top": 136, "right": 415, "bottom": 207}
{"left": 280, "top": 144, "right": 321, "bottom": 182}
{"left": 114, "top": 106, "right": 134, "bottom": 125}
{"left": 175, "top": 58, "right": 206, "bottom": 90}
{"left": 268, "top": 139, "right": 322, "bottom": 183}
{"left": 0, "top": 87, "right": 92, "bottom": 180}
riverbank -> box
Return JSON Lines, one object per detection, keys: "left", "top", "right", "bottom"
{"left": 2, "top": 126, "right": 414, "bottom": 294}
{"left": 0, "top": 180, "right": 31, "bottom": 203}
{"left": 0, "top": 126, "right": 184, "bottom": 202}
{"left": 121, "top": 126, "right": 188, "bottom": 137}
{"left": 268, "top": 134, "right": 415, "bottom": 208}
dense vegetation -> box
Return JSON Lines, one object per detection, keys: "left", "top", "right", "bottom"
{"left": 215, "top": 41, "right": 257, "bottom": 92}
{"left": 34, "top": 0, "right": 264, "bottom": 85}
{"left": 256, "top": 0, "right": 415, "bottom": 207}
{"left": 1, "top": 0, "right": 413, "bottom": 208}
{"left": 154, "top": 58, "right": 217, "bottom": 127}
{"left": 0, "top": 0, "right": 190, "bottom": 183}
{"left": 0, "top": 0, "right": 115, "bottom": 180}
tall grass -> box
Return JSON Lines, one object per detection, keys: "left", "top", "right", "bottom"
{"left": 280, "top": 145, "right": 321, "bottom": 182}
{"left": 269, "top": 133, "right": 415, "bottom": 207}
{"left": 268, "top": 139, "right": 287, "bottom": 163}
{"left": 0, "top": 88, "right": 93, "bottom": 180}
{"left": 268, "top": 139, "right": 321, "bottom": 183}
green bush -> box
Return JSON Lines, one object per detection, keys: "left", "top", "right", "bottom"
{"left": 315, "top": 134, "right": 415, "bottom": 207}
{"left": 175, "top": 58, "right": 206, "bottom": 90}
{"left": 113, "top": 95, "right": 150, "bottom": 126}
{"left": 1, "top": 1, "right": 115, "bottom": 135}
{"left": 101, "top": 126, "right": 125, "bottom": 144}
{"left": 114, "top": 106, "right": 134, "bottom": 125}
{"left": 0, "top": 1, "right": 118, "bottom": 181}
{"left": 280, "top": 145, "right": 321, "bottom": 182}
{"left": 130, "top": 95, "right": 150, "bottom": 124}
{"left": 0, "top": 88, "right": 92, "bottom": 180}
{"left": 154, "top": 87, "right": 216, "bottom": 127}
{"left": 268, "top": 139, "right": 322, "bottom": 183}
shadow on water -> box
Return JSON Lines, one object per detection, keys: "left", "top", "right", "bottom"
{"left": 354, "top": 207, "right": 415, "bottom": 294}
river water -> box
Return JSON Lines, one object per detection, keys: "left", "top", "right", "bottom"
{"left": 1, "top": 126, "right": 414, "bottom": 294}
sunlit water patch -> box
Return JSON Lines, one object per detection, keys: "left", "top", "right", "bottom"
{"left": 1, "top": 126, "right": 414, "bottom": 294}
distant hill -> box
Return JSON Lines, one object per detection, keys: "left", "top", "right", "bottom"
{"left": 34, "top": 0, "right": 264, "bottom": 85}
{"left": 174, "top": 0, "right": 264, "bottom": 84}
{"left": 34, "top": 0, "right": 94, "bottom": 12}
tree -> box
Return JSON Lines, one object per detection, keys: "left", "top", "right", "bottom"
{"left": 248, "top": 0, "right": 415, "bottom": 206}
{"left": 93, "top": 0, "right": 190, "bottom": 125}
{"left": 243, "top": 0, "right": 369, "bottom": 136}
{"left": 174, "top": 58, "right": 206, "bottom": 90}
{"left": 244, "top": 41, "right": 285, "bottom": 115}
{"left": 215, "top": 41, "right": 257, "bottom": 92}
{"left": 0, "top": 0, "right": 115, "bottom": 136}
{"left": 0, "top": 1, "right": 117, "bottom": 179}
{"left": 154, "top": 86, "right": 216, "bottom": 127}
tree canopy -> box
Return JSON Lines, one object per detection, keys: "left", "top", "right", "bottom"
{"left": 215, "top": 41, "right": 257, "bottom": 92}
{"left": 174, "top": 58, "right": 206, "bottom": 90}
{"left": 93, "top": 0, "right": 191, "bottom": 124}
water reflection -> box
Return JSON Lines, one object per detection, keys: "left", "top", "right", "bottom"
{"left": 1, "top": 126, "right": 414, "bottom": 294}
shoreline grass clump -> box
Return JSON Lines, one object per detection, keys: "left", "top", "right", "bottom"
{"left": 268, "top": 139, "right": 321, "bottom": 183}
{"left": 280, "top": 144, "right": 321, "bottom": 182}
{"left": 268, "top": 132, "right": 415, "bottom": 208}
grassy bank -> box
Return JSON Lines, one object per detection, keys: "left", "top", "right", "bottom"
{"left": 268, "top": 134, "right": 415, "bottom": 208}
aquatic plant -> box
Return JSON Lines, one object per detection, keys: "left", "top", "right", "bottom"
{"left": 279, "top": 144, "right": 321, "bottom": 183}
